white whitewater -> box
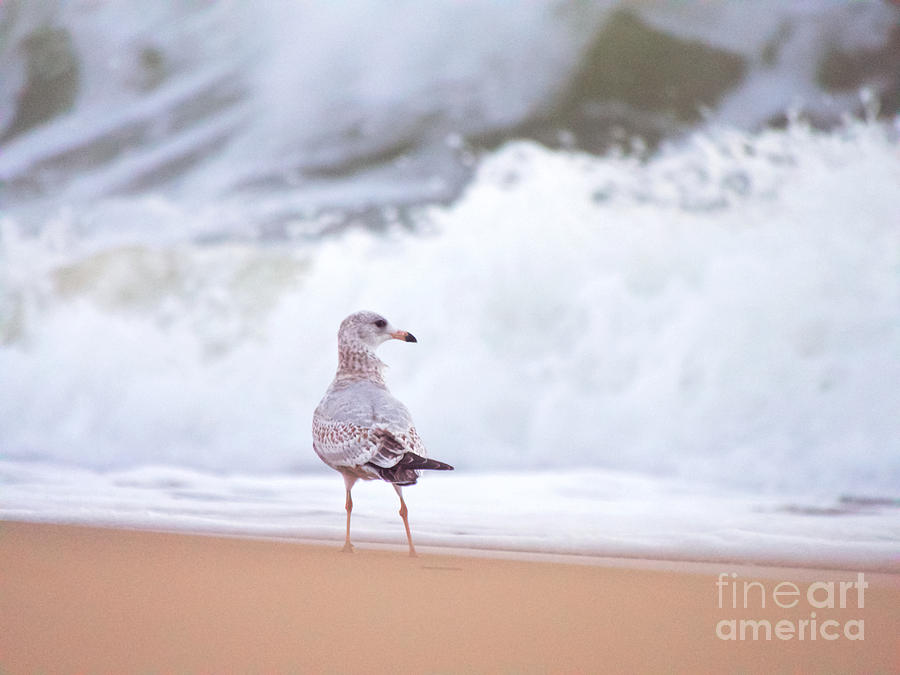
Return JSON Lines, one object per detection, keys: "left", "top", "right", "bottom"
{"left": 2, "top": 120, "right": 898, "bottom": 496}
{"left": 1, "top": 1, "right": 898, "bottom": 564}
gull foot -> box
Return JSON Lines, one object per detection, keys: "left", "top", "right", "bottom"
{"left": 342, "top": 542, "right": 355, "bottom": 553}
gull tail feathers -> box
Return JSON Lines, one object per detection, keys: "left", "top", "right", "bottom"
{"left": 371, "top": 452, "right": 454, "bottom": 486}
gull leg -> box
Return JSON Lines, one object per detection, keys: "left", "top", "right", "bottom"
{"left": 342, "top": 475, "right": 357, "bottom": 553}
{"left": 394, "top": 484, "right": 417, "bottom": 557}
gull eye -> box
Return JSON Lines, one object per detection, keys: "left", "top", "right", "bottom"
{"left": 374, "top": 319, "right": 387, "bottom": 328}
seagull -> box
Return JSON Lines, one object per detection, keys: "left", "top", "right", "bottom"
{"left": 312, "top": 311, "right": 453, "bottom": 556}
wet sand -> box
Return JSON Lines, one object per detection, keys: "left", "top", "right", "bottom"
{"left": 1, "top": 521, "right": 897, "bottom": 673}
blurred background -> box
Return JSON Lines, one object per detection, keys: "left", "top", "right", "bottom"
{"left": 1, "top": 0, "right": 899, "bottom": 498}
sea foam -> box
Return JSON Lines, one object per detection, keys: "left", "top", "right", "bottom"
{"left": 1, "top": 119, "right": 899, "bottom": 495}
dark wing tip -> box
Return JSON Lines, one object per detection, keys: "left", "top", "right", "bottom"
{"left": 399, "top": 453, "right": 453, "bottom": 471}
{"left": 368, "top": 453, "right": 454, "bottom": 484}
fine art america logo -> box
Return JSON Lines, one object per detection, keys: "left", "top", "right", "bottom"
{"left": 715, "top": 572, "right": 867, "bottom": 641}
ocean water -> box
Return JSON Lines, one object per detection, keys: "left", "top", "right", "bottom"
{"left": 4, "top": 119, "right": 899, "bottom": 490}
{"left": 2, "top": 462, "right": 898, "bottom": 570}
{"left": 1, "top": 1, "right": 899, "bottom": 563}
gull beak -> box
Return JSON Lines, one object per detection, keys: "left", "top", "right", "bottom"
{"left": 390, "top": 330, "right": 417, "bottom": 343}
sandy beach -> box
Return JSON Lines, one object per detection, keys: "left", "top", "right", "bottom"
{"left": 1, "top": 521, "right": 897, "bottom": 674}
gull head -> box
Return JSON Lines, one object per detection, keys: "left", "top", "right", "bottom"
{"left": 338, "top": 310, "right": 417, "bottom": 350}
